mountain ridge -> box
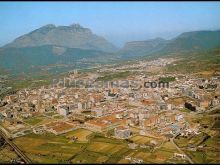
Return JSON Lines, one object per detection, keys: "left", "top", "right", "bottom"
{"left": 118, "top": 30, "right": 220, "bottom": 58}
{"left": 3, "top": 23, "right": 118, "bottom": 53}
{"left": 1, "top": 28, "right": 220, "bottom": 76}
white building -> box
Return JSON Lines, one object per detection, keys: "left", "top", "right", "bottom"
{"left": 175, "top": 114, "right": 183, "bottom": 121}
{"left": 57, "top": 105, "right": 69, "bottom": 116}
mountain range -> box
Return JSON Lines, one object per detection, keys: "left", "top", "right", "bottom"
{"left": 0, "top": 23, "right": 220, "bottom": 75}
{"left": 4, "top": 24, "right": 118, "bottom": 53}
{"left": 119, "top": 30, "right": 220, "bottom": 59}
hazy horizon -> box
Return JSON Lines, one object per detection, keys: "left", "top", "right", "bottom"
{"left": 0, "top": 2, "right": 220, "bottom": 47}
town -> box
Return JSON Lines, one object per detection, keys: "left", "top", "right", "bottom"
{"left": 0, "top": 57, "right": 219, "bottom": 163}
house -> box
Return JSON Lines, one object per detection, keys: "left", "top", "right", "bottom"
{"left": 132, "top": 158, "right": 144, "bottom": 164}
{"left": 77, "top": 101, "right": 88, "bottom": 110}
{"left": 125, "top": 156, "right": 132, "bottom": 160}
{"left": 114, "top": 126, "right": 131, "bottom": 139}
{"left": 174, "top": 153, "right": 186, "bottom": 159}
{"left": 175, "top": 114, "right": 184, "bottom": 121}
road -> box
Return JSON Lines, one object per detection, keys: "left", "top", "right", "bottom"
{"left": 0, "top": 129, "right": 32, "bottom": 164}
{"left": 170, "top": 135, "right": 194, "bottom": 164}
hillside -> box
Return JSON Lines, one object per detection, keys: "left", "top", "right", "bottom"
{"left": 0, "top": 45, "right": 116, "bottom": 75}
{"left": 118, "top": 30, "right": 220, "bottom": 58}
{"left": 118, "top": 38, "right": 168, "bottom": 59}
{"left": 165, "top": 46, "right": 220, "bottom": 75}
{"left": 157, "top": 30, "right": 220, "bottom": 55}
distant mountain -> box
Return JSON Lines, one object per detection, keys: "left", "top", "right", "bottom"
{"left": 118, "top": 30, "right": 220, "bottom": 59}
{"left": 4, "top": 24, "right": 118, "bottom": 53}
{"left": 1, "top": 28, "right": 220, "bottom": 76}
{"left": 158, "top": 30, "right": 220, "bottom": 55}
{"left": 118, "top": 38, "right": 169, "bottom": 59}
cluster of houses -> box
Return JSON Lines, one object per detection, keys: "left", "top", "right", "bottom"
{"left": 0, "top": 61, "right": 219, "bottom": 141}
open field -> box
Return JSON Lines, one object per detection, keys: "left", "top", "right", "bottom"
{"left": 65, "top": 128, "right": 93, "bottom": 142}
{"left": 87, "top": 141, "right": 126, "bottom": 155}
{"left": 13, "top": 133, "right": 83, "bottom": 163}
{"left": 0, "top": 145, "right": 18, "bottom": 163}
{"left": 12, "top": 130, "right": 131, "bottom": 163}
{"left": 160, "top": 141, "right": 178, "bottom": 152}
{"left": 131, "top": 135, "right": 162, "bottom": 145}
{"left": 12, "top": 128, "right": 213, "bottom": 163}
{"left": 118, "top": 140, "right": 178, "bottom": 163}
{"left": 70, "top": 150, "right": 109, "bottom": 163}
{"left": 23, "top": 116, "right": 46, "bottom": 126}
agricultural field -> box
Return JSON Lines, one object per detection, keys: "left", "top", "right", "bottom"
{"left": 174, "top": 133, "right": 208, "bottom": 148}
{"left": 131, "top": 135, "right": 163, "bottom": 145}
{"left": 0, "top": 145, "right": 18, "bottom": 163}
{"left": 70, "top": 150, "right": 109, "bottom": 164}
{"left": 87, "top": 141, "right": 126, "bottom": 155}
{"left": 12, "top": 128, "right": 215, "bottom": 164}
{"left": 185, "top": 135, "right": 220, "bottom": 164}
{"left": 13, "top": 130, "right": 131, "bottom": 163}
{"left": 65, "top": 128, "right": 93, "bottom": 142}
{"left": 118, "top": 141, "right": 182, "bottom": 164}
{"left": 13, "top": 133, "right": 84, "bottom": 163}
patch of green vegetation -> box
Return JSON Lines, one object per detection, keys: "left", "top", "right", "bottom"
{"left": 159, "top": 76, "right": 175, "bottom": 83}
{"left": 96, "top": 71, "right": 134, "bottom": 81}
{"left": 205, "top": 136, "right": 220, "bottom": 148}
{"left": 53, "top": 115, "right": 64, "bottom": 119}
{"left": 24, "top": 116, "right": 45, "bottom": 125}
{"left": 187, "top": 151, "right": 207, "bottom": 163}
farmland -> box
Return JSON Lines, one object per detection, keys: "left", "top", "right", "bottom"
{"left": 65, "top": 128, "right": 93, "bottom": 142}
{"left": 13, "top": 129, "right": 182, "bottom": 164}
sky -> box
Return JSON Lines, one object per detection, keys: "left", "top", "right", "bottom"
{"left": 0, "top": 2, "right": 220, "bottom": 47}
